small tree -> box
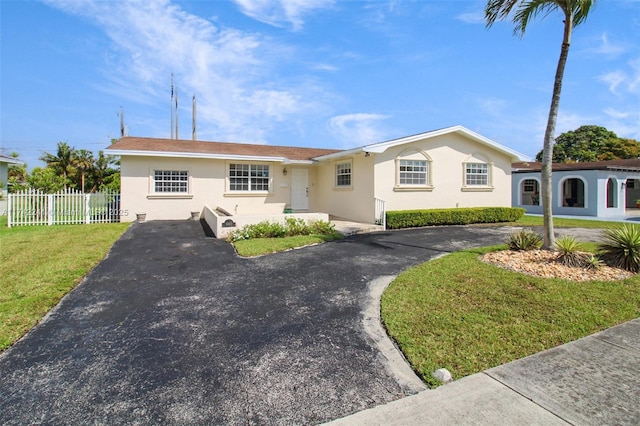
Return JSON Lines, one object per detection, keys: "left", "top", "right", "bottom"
{"left": 486, "top": 0, "right": 597, "bottom": 250}
{"left": 25, "top": 167, "right": 67, "bottom": 193}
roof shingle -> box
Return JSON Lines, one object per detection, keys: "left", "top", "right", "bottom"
{"left": 107, "top": 137, "right": 342, "bottom": 161}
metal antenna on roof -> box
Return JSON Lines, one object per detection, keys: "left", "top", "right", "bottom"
{"left": 192, "top": 94, "right": 197, "bottom": 141}
{"left": 170, "top": 73, "right": 175, "bottom": 139}
{"left": 175, "top": 86, "right": 179, "bottom": 140}
{"left": 119, "top": 106, "right": 125, "bottom": 137}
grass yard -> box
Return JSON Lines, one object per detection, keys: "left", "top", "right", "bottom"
{"left": 513, "top": 214, "right": 622, "bottom": 229}
{"left": 233, "top": 232, "right": 343, "bottom": 257}
{"left": 381, "top": 244, "right": 640, "bottom": 388}
{"left": 0, "top": 217, "right": 129, "bottom": 351}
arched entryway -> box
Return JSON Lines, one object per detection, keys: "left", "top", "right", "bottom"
{"left": 606, "top": 178, "right": 617, "bottom": 208}
{"left": 561, "top": 177, "right": 585, "bottom": 208}
{"left": 520, "top": 178, "right": 540, "bottom": 205}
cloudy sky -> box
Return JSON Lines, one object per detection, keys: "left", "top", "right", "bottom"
{"left": 1, "top": 0, "right": 638, "bottom": 168}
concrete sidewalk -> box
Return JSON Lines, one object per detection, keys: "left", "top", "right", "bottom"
{"left": 325, "top": 318, "right": 640, "bottom": 425}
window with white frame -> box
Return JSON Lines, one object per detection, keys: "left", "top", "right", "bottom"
{"left": 465, "top": 163, "right": 489, "bottom": 186}
{"left": 335, "top": 162, "right": 351, "bottom": 187}
{"left": 399, "top": 159, "right": 428, "bottom": 185}
{"left": 154, "top": 170, "right": 189, "bottom": 193}
{"left": 523, "top": 179, "right": 537, "bottom": 193}
{"left": 229, "top": 163, "right": 270, "bottom": 192}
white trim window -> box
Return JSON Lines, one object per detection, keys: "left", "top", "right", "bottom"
{"left": 154, "top": 170, "right": 189, "bottom": 193}
{"left": 399, "top": 159, "right": 428, "bottom": 185}
{"left": 229, "top": 163, "right": 270, "bottom": 192}
{"left": 335, "top": 161, "right": 352, "bottom": 187}
{"left": 465, "top": 163, "right": 489, "bottom": 186}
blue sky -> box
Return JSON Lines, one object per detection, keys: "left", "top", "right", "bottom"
{"left": 1, "top": 0, "right": 639, "bottom": 169}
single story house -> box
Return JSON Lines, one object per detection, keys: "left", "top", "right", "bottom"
{"left": 106, "top": 125, "right": 529, "bottom": 237}
{"left": 512, "top": 159, "right": 640, "bottom": 218}
{"left": 0, "top": 154, "right": 23, "bottom": 216}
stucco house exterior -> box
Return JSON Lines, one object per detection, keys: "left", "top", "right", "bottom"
{"left": 512, "top": 159, "right": 640, "bottom": 219}
{"left": 106, "top": 125, "right": 528, "bottom": 237}
{"left": 0, "top": 154, "right": 23, "bottom": 215}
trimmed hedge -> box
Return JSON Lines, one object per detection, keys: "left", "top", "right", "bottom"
{"left": 386, "top": 207, "right": 525, "bottom": 229}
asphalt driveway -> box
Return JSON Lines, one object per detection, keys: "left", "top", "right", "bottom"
{"left": 0, "top": 221, "right": 516, "bottom": 425}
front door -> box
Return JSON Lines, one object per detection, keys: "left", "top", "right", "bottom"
{"left": 291, "top": 169, "right": 309, "bottom": 211}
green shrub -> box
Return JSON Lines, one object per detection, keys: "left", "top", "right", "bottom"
{"left": 507, "top": 228, "right": 542, "bottom": 251}
{"left": 555, "top": 235, "right": 589, "bottom": 267}
{"left": 385, "top": 207, "right": 525, "bottom": 229}
{"left": 285, "top": 217, "right": 310, "bottom": 236}
{"left": 599, "top": 224, "right": 640, "bottom": 272}
{"left": 227, "top": 218, "right": 337, "bottom": 242}
{"left": 309, "top": 219, "right": 336, "bottom": 235}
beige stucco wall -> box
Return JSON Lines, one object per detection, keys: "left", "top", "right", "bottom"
{"left": 120, "top": 156, "right": 304, "bottom": 222}
{"left": 312, "top": 133, "right": 513, "bottom": 223}
{"left": 314, "top": 153, "right": 376, "bottom": 223}
{"left": 372, "top": 133, "right": 513, "bottom": 211}
{"left": 119, "top": 132, "right": 514, "bottom": 224}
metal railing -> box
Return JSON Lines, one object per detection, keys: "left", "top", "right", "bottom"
{"left": 374, "top": 197, "right": 386, "bottom": 229}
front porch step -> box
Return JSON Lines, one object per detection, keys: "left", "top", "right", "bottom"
{"left": 330, "top": 217, "right": 385, "bottom": 236}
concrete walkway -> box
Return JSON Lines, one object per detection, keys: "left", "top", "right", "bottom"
{"left": 326, "top": 318, "right": 640, "bottom": 425}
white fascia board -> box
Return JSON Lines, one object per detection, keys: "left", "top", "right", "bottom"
{"left": 105, "top": 149, "right": 288, "bottom": 163}
{"left": 312, "top": 125, "right": 529, "bottom": 162}
{"left": 0, "top": 157, "right": 24, "bottom": 165}
{"left": 358, "top": 125, "right": 529, "bottom": 161}
{"left": 312, "top": 147, "right": 365, "bottom": 161}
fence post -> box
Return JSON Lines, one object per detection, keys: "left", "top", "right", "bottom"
{"left": 7, "top": 193, "right": 12, "bottom": 228}
{"left": 47, "top": 194, "right": 53, "bottom": 226}
{"left": 85, "top": 193, "right": 91, "bottom": 224}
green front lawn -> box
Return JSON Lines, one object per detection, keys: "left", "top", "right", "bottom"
{"left": 381, "top": 244, "right": 640, "bottom": 388}
{"left": 0, "top": 218, "right": 129, "bottom": 351}
{"left": 233, "top": 232, "right": 343, "bottom": 257}
{"left": 513, "top": 214, "right": 622, "bottom": 229}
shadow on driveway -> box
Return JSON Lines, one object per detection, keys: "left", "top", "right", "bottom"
{"left": 0, "top": 221, "right": 514, "bottom": 425}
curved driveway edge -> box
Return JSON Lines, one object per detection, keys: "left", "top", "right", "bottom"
{"left": 0, "top": 221, "right": 517, "bottom": 425}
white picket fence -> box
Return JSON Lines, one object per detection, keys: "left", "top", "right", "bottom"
{"left": 7, "top": 189, "right": 122, "bottom": 227}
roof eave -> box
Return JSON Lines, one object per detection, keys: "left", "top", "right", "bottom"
{"left": 105, "top": 149, "right": 289, "bottom": 163}
{"left": 314, "top": 125, "right": 530, "bottom": 162}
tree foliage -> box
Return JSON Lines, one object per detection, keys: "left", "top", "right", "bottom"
{"left": 535, "top": 125, "right": 639, "bottom": 162}
{"left": 11, "top": 142, "right": 120, "bottom": 193}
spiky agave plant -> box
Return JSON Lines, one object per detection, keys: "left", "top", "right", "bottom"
{"left": 599, "top": 224, "right": 640, "bottom": 272}
{"left": 507, "top": 229, "right": 542, "bottom": 251}
{"left": 555, "top": 235, "right": 588, "bottom": 267}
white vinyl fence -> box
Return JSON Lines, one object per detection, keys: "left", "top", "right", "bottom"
{"left": 7, "top": 189, "right": 122, "bottom": 227}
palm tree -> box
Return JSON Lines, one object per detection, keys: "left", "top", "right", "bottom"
{"left": 91, "top": 151, "right": 118, "bottom": 192}
{"left": 40, "top": 142, "right": 75, "bottom": 188}
{"left": 485, "top": 0, "right": 597, "bottom": 249}
{"left": 73, "top": 149, "right": 95, "bottom": 193}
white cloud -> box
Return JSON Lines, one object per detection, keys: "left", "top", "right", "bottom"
{"left": 586, "top": 33, "right": 629, "bottom": 58}
{"left": 603, "top": 108, "right": 631, "bottom": 120}
{"left": 232, "top": 0, "right": 335, "bottom": 31}
{"left": 329, "top": 113, "right": 389, "bottom": 148}
{"left": 599, "top": 70, "right": 627, "bottom": 94}
{"left": 456, "top": 11, "right": 484, "bottom": 24}
{"left": 598, "top": 58, "right": 640, "bottom": 95}
{"left": 43, "top": 0, "right": 322, "bottom": 144}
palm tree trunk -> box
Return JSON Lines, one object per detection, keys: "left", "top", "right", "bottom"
{"left": 541, "top": 14, "right": 573, "bottom": 250}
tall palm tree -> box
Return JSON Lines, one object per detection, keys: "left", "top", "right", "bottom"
{"left": 73, "top": 149, "right": 95, "bottom": 193}
{"left": 40, "top": 142, "right": 76, "bottom": 188}
{"left": 91, "top": 151, "right": 118, "bottom": 192}
{"left": 485, "top": 0, "right": 597, "bottom": 249}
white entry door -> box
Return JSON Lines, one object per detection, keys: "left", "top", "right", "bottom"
{"left": 291, "top": 168, "right": 309, "bottom": 211}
